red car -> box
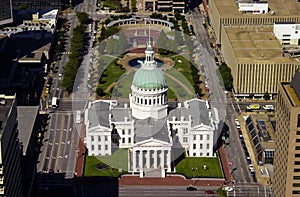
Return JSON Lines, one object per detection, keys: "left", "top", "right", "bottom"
{"left": 205, "top": 190, "right": 215, "bottom": 194}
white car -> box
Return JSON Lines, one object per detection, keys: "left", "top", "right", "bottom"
{"left": 263, "top": 105, "right": 274, "bottom": 110}
{"left": 224, "top": 186, "right": 234, "bottom": 192}
{"left": 249, "top": 164, "right": 255, "bottom": 171}
{"left": 234, "top": 118, "right": 240, "bottom": 126}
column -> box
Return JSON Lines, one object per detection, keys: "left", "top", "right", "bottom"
{"left": 139, "top": 150, "right": 143, "bottom": 169}
{"left": 147, "top": 150, "right": 150, "bottom": 168}
{"left": 160, "top": 150, "right": 165, "bottom": 168}
{"left": 153, "top": 0, "right": 156, "bottom": 11}
{"left": 133, "top": 150, "right": 137, "bottom": 172}
{"left": 154, "top": 150, "right": 158, "bottom": 168}
{"left": 167, "top": 150, "right": 171, "bottom": 172}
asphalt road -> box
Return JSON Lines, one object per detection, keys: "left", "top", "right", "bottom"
{"left": 189, "top": 7, "right": 274, "bottom": 196}
{"left": 37, "top": 112, "right": 79, "bottom": 178}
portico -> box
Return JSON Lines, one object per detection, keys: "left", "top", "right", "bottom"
{"left": 130, "top": 138, "right": 172, "bottom": 175}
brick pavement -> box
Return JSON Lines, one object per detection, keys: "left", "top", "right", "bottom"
{"left": 75, "top": 123, "right": 86, "bottom": 177}
{"left": 218, "top": 145, "right": 232, "bottom": 184}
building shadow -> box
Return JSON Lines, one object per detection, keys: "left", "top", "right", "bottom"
{"left": 34, "top": 173, "right": 119, "bottom": 197}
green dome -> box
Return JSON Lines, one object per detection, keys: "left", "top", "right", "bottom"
{"left": 132, "top": 68, "right": 167, "bottom": 89}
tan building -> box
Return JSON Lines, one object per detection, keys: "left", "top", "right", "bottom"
{"left": 221, "top": 25, "right": 300, "bottom": 96}
{"left": 208, "top": 0, "right": 300, "bottom": 44}
{"left": 273, "top": 70, "right": 300, "bottom": 196}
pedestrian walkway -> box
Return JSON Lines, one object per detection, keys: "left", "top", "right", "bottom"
{"left": 75, "top": 123, "right": 86, "bottom": 177}
{"left": 218, "top": 145, "right": 232, "bottom": 185}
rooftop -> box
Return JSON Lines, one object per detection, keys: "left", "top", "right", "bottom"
{"left": 282, "top": 70, "right": 300, "bottom": 107}
{"left": 17, "top": 106, "right": 39, "bottom": 155}
{"left": 0, "top": 95, "right": 15, "bottom": 134}
{"left": 224, "top": 26, "right": 298, "bottom": 63}
{"left": 214, "top": 0, "right": 300, "bottom": 17}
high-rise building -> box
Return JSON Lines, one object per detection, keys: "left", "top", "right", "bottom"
{"left": 0, "top": 0, "right": 13, "bottom": 26}
{"left": 12, "top": 0, "right": 63, "bottom": 10}
{"left": 273, "top": 70, "right": 300, "bottom": 196}
{"left": 0, "top": 95, "right": 23, "bottom": 197}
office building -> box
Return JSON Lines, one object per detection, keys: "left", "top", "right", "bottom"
{"left": 0, "top": 95, "right": 23, "bottom": 197}
{"left": 208, "top": 0, "right": 300, "bottom": 44}
{"left": 273, "top": 70, "right": 300, "bottom": 196}
{"left": 12, "top": 0, "right": 63, "bottom": 10}
{"left": 273, "top": 22, "right": 300, "bottom": 45}
{"left": 0, "top": 0, "right": 13, "bottom": 26}
{"left": 221, "top": 25, "right": 300, "bottom": 97}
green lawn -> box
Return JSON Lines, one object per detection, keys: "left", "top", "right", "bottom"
{"left": 176, "top": 157, "right": 223, "bottom": 179}
{"left": 97, "top": 55, "right": 126, "bottom": 96}
{"left": 84, "top": 149, "right": 128, "bottom": 177}
{"left": 172, "top": 55, "right": 194, "bottom": 86}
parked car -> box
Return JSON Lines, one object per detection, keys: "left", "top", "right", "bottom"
{"left": 249, "top": 164, "right": 255, "bottom": 171}
{"left": 263, "top": 105, "right": 274, "bottom": 111}
{"left": 205, "top": 190, "right": 215, "bottom": 194}
{"left": 187, "top": 186, "right": 197, "bottom": 191}
{"left": 247, "top": 104, "right": 261, "bottom": 110}
{"left": 224, "top": 186, "right": 234, "bottom": 192}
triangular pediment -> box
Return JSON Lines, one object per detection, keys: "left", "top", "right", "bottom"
{"left": 134, "top": 137, "right": 170, "bottom": 147}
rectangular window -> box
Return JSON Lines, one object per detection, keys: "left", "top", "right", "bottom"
{"left": 298, "top": 114, "right": 300, "bottom": 127}
{"left": 193, "top": 135, "right": 196, "bottom": 140}
{"left": 207, "top": 152, "right": 209, "bottom": 156}
{"left": 105, "top": 136, "right": 108, "bottom": 141}
{"left": 183, "top": 128, "right": 188, "bottom": 134}
{"left": 105, "top": 145, "right": 108, "bottom": 150}
{"left": 207, "top": 144, "right": 210, "bottom": 149}
{"left": 295, "top": 161, "right": 300, "bottom": 165}
{"left": 91, "top": 136, "right": 94, "bottom": 141}
{"left": 297, "top": 139, "right": 300, "bottom": 143}
{"left": 98, "top": 136, "right": 101, "bottom": 141}
{"left": 200, "top": 135, "right": 203, "bottom": 140}
{"left": 294, "top": 176, "right": 300, "bottom": 180}
{"left": 292, "top": 191, "right": 300, "bottom": 194}
{"left": 207, "top": 135, "right": 210, "bottom": 140}
{"left": 193, "top": 144, "right": 196, "bottom": 149}
{"left": 122, "top": 129, "right": 125, "bottom": 135}
{"left": 128, "top": 138, "right": 131, "bottom": 143}
{"left": 128, "top": 129, "right": 131, "bottom": 135}
{"left": 98, "top": 145, "right": 101, "bottom": 150}
{"left": 91, "top": 145, "right": 94, "bottom": 150}
{"left": 296, "top": 146, "right": 300, "bottom": 150}
{"left": 293, "top": 183, "right": 300, "bottom": 187}
{"left": 122, "top": 138, "right": 125, "bottom": 143}
{"left": 200, "top": 144, "right": 203, "bottom": 149}
{"left": 297, "top": 131, "right": 300, "bottom": 135}
{"left": 296, "top": 154, "right": 300, "bottom": 158}
{"left": 294, "top": 169, "right": 300, "bottom": 172}
{"left": 183, "top": 137, "right": 188, "bottom": 143}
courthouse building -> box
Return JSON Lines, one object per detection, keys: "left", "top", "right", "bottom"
{"left": 85, "top": 42, "right": 220, "bottom": 177}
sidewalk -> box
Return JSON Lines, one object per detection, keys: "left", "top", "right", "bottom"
{"left": 119, "top": 174, "right": 224, "bottom": 186}
{"left": 75, "top": 123, "right": 86, "bottom": 177}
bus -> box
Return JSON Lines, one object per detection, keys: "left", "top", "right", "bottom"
{"left": 52, "top": 97, "right": 58, "bottom": 109}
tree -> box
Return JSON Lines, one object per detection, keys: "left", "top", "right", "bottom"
{"left": 218, "top": 63, "right": 233, "bottom": 90}
{"left": 76, "top": 12, "right": 89, "bottom": 24}
{"left": 263, "top": 92, "right": 270, "bottom": 100}
{"left": 96, "top": 86, "right": 104, "bottom": 96}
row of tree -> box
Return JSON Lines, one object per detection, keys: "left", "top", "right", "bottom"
{"left": 218, "top": 63, "right": 233, "bottom": 90}
{"left": 61, "top": 12, "right": 89, "bottom": 93}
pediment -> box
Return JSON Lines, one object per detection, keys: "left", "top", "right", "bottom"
{"left": 134, "top": 137, "right": 170, "bottom": 147}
